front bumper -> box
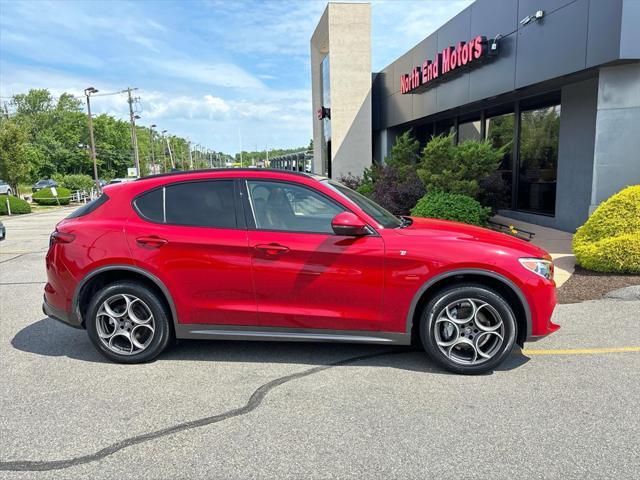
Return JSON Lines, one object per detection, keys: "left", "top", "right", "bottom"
{"left": 524, "top": 278, "right": 560, "bottom": 341}
{"left": 42, "top": 296, "right": 83, "bottom": 329}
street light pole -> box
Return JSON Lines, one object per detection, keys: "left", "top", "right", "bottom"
{"left": 84, "top": 87, "right": 100, "bottom": 192}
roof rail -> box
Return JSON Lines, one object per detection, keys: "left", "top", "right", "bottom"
{"left": 136, "top": 168, "right": 314, "bottom": 181}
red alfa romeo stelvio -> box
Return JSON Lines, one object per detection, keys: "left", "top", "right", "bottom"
{"left": 44, "top": 169, "right": 559, "bottom": 374}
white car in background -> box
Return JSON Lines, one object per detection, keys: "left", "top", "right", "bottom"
{"left": 108, "top": 178, "right": 135, "bottom": 185}
{"left": 0, "top": 180, "right": 13, "bottom": 195}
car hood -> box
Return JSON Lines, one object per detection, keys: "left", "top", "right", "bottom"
{"left": 396, "top": 216, "right": 549, "bottom": 258}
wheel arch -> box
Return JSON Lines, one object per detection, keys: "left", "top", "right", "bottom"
{"left": 72, "top": 265, "right": 178, "bottom": 332}
{"left": 406, "top": 269, "right": 531, "bottom": 346}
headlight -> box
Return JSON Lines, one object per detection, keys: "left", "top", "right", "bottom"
{"left": 519, "top": 258, "right": 554, "bottom": 281}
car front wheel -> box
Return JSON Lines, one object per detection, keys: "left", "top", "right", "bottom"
{"left": 86, "top": 281, "right": 172, "bottom": 363}
{"left": 420, "top": 283, "right": 517, "bottom": 375}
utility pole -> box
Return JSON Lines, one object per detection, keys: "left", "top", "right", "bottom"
{"left": 125, "top": 87, "right": 140, "bottom": 177}
{"left": 165, "top": 134, "right": 175, "bottom": 169}
{"left": 161, "top": 130, "right": 168, "bottom": 172}
{"left": 149, "top": 124, "right": 157, "bottom": 174}
{"left": 188, "top": 141, "right": 194, "bottom": 169}
{"left": 84, "top": 87, "right": 100, "bottom": 192}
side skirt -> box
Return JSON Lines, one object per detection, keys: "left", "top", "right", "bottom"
{"left": 175, "top": 324, "right": 412, "bottom": 345}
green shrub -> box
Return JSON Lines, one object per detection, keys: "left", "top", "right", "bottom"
{"left": 410, "top": 190, "right": 491, "bottom": 226}
{"left": 0, "top": 195, "right": 32, "bottom": 215}
{"left": 385, "top": 129, "right": 420, "bottom": 177}
{"left": 573, "top": 185, "right": 640, "bottom": 273}
{"left": 354, "top": 165, "right": 382, "bottom": 198}
{"left": 58, "top": 174, "right": 95, "bottom": 192}
{"left": 32, "top": 186, "right": 71, "bottom": 205}
{"left": 417, "top": 134, "right": 503, "bottom": 198}
{"left": 356, "top": 183, "right": 374, "bottom": 197}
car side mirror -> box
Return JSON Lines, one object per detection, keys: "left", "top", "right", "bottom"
{"left": 331, "top": 212, "right": 370, "bottom": 236}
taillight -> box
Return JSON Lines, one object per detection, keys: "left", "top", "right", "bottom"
{"left": 49, "top": 230, "right": 75, "bottom": 247}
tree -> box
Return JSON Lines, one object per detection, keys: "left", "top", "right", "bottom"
{"left": 0, "top": 119, "right": 31, "bottom": 191}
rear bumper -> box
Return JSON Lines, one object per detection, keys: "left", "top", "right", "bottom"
{"left": 43, "top": 295, "right": 83, "bottom": 329}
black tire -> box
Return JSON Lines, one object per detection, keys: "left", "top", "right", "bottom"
{"left": 86, "top": 281, "right": 172, "bottom": 363}
{"left": 419, "top": 283, "right": 517, "bottom": 375}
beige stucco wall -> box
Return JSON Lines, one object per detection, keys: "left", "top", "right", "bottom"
{"left": 310, "top": 3, "right": 372, "bottom": 179}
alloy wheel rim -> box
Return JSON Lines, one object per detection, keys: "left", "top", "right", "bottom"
{"left": 434, "top": 298, "right": 505, "bottom": 365}
{"left": 96, "top": 294, "right": 155, "bottom": 355}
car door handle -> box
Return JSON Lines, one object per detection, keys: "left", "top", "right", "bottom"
{"left": 136, "top": 236, "right": 168, "bottom": 248}
{"left": 254, "top": 243, "right": 290, "bottom": 255}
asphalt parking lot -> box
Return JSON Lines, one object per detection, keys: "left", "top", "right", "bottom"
{"left": 1, "top": 209, "right": 639, "bottom": 480}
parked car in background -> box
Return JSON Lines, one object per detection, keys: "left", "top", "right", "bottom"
{"left": 32, "top": 179, "right": 58, "bottom": 193}
{"left": 0, "top": 180, "right": 12, "bottom": 195}
{"left": 44, "top": 169, "right": 558, "bottom": 374}
{"left": 0, "top": 220, "right": 5, "bottom": 240}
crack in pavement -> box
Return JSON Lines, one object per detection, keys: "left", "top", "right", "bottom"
{"left": 0, "top": 348, "right": 407, "bottom": 472}
{"left": 0, "top": 251, "right": 47, "bottom": 264}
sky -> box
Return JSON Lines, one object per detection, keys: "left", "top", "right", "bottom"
{"left": 0, "top": 0, "right": 473, "bottom": 154}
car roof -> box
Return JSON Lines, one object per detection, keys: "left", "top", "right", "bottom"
{"left": 137, "top": 168, "right": 326, "bottom": 182}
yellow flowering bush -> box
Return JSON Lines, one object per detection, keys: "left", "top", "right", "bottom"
{"left": 573, "top": 185, "right": 640, "bottom": 273}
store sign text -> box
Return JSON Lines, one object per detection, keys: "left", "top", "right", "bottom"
{"left": 400, "top": 35, "right": 497, "bottom": 94}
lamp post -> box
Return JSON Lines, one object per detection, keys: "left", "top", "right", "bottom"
{"left": 84, "top": 87, "right": 100, "bottom": 192}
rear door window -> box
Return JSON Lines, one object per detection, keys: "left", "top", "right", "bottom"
{"left": 134, "top": 180, "right": 238, "bottom": 228}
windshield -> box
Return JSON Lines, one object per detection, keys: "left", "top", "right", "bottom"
{"left": 324, "top": 180, "right": 403, "bottom": 228}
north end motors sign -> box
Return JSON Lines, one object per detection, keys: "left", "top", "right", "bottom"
{"left": 400, "top": 35, "right": 498, "bottom": 94}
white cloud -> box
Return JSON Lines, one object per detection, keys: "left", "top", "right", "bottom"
{"left": 148, "top": 59, "right": 265, "bottom": 90}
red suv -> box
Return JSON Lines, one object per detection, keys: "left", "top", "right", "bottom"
{"left": 44, "top": 169, "right": 558, "bottom": 374}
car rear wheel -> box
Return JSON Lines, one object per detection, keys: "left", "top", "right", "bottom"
{"left": 420, "top": 283, "right": 517, "bottom": 375}
{"left": 86, "top": 281, "right": 172, "bottom": 363}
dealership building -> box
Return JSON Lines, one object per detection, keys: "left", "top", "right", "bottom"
{"left": 310, "top": 0, "right": 640, "bottom": 231}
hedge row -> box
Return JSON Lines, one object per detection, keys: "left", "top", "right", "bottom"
{"left": 32, "top": 187, "right": 71, "bottom": 205}
{"left": 0, "top": 195, "right": 32, "bottom": 215}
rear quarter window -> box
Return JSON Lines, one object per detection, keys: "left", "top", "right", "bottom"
{"left": 134, "top": 188, "right": 164, "bottom": 223}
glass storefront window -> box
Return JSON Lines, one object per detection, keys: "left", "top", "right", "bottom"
{"left": 517, "top": 104, "right": 560, "bottom": 215}
{"left": 435, "top": 120, "right": 455, "bottom": 138}
{"left": 485, "top": 113, "right": 514, "bottom": 209}
{"left": 458, "top": 120, "right": 482, "bottom": 142}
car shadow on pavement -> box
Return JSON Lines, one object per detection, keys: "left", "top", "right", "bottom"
{"left": 12, "top": 318, "right": 529, "bottom": 375}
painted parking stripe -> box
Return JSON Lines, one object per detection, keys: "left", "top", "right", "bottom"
{"left": 523, "top": 346, "right": 640, "bottom": 355}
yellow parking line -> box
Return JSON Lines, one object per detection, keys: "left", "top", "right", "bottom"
{"left": 523, "top": 346, "right": 640, "bottom": 355}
